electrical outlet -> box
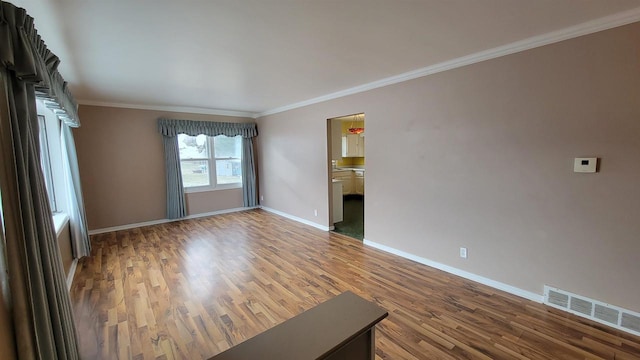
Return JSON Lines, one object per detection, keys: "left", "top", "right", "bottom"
{"left": 460, "top": 247, "right": 468, "bottom": 259}
{"left": 314, "top": 209, "right": 318, "bottom": 217}
{"left": 260, "top": 195, "right": 264, "bottom": 201}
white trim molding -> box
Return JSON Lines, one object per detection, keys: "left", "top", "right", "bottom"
{"left": 77, "top": 100, "right": 258, "bottom": 119}
{"left": 363, "top": 239, "right": 544, "bottom": 303}
{"left": 66, "top": 259, "right": 78, "bottom": 291}
{"left": 260, "top": 207, "right": 331, "bottom": 231}
{"left": 258, "top": 8, "right": 640, "bottom": 117}
{"left": 53, "top": 212, "right": 70, "bottom": 238}
{"left": 76, "top": 9, "right": 640, "bottom": 120}
{"left": 88, "top": 207, "right": 258, "bottom": 235}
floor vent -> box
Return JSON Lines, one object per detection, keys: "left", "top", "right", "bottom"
{"left": 543, "top": 285, "right": 640, "bottom": 337}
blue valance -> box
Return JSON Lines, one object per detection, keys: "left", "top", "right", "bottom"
{"left": 158, "top": 118, "right": 258, "bottom": 138}
{"left": 0, "top": 2, "right": 79, "bottom": 127}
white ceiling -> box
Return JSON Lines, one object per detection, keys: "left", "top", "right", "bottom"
{"left": 11, "top": 0, "right": 640, "bottom": 116}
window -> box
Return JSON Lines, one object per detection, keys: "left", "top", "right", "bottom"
{"left": 38, "top": 114, "right": 58, "bottom": 212}
{"left": 35, "top": 100, "right": 70, "bottom": 233}
{"left": 178, "top": 134, "right": 242, "bottom": 190}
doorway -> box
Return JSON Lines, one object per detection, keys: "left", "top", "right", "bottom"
{"left": 327, "top": 114, "right": 365, "bottom": 240}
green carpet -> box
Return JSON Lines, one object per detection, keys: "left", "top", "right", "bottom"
{"left": 333, "top": 195, "right": 364, "bottom": 240}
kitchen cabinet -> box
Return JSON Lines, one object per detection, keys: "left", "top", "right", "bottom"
{"left": 333, "top": 171, "right": 353, "bottom": 195}
{"left": 342, "top": 178, "right": 353, "bottom": 195}
{"left": 342, "top": 134, "right": 365, "bottom": 158}
{"left": 333, "top": 169, "right": 365, "bottom": 196}
{"left": 354, "top": 171, "right": 364, "bottom": 195}
{"left": 357, "top": 136, "right": 365, "bottom": 157}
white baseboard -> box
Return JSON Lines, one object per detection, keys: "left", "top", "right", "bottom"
{"left": 363, "top": 239, "right": 543, "bottom": 303}
{"left": 67, "top": 259, "right": 78, "bottom": 291}
{"left": 88, "top": 207, "right": 258, "bottom": 235}
{"left": 86, "top": 207, "right": 542, "bottom": 302}
{"left": 260, "top": 207, "right": 331, "bottom": 231}
{"left": 89, "top": 218, "right": 173, "bottom": 235}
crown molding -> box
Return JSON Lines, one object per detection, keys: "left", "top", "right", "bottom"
{"left": 77, "top": 100, "right": 258, "bottom": 119}
{"left": 257, "top": 8, "right": 640, "bottom": 118}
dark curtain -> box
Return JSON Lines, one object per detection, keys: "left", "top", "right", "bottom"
{"left": 158, "top": 118, "right": 257, "bottom": 138}
{"left": 61, "top": 123, "right": 90, "bottom": 258}
{"left": 162, "top": 134, "right": 187, "bottom": 218}
{"left": 0, "top": 2, "right": 81, "bottom": 358}
{"left": 241, "top": 137, "right": 257, "bottom": 207}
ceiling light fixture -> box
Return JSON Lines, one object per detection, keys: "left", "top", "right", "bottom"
{"left": 348, "top": 113, "right": 364, "bottom": 134}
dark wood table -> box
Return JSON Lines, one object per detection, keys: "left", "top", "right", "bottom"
{"left": 210, "top": 291, "right": 388, "bottom": 360}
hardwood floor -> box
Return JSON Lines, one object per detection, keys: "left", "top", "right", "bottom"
{"left": 71, "top": 209, "right": 640, "bottom": 359}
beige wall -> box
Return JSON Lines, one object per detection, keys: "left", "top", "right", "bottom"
{"left": 257, "top": 23, "right": 640, "bottom": 312}
{"left": 185, "top": 189, "right": 244, "bottom": 215}
{"left": 75, "top": 105, "right": 253, "bottom": 230}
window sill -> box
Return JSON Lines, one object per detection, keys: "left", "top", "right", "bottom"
{"left": 184, "top": 184, "right": 242, "bottom": 194}
{"left": 52, "top": 213, "right": 70, "bottom": 238}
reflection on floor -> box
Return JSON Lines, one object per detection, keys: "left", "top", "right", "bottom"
{"left": 333, "top": 195, "right": 364, "bottom": 240}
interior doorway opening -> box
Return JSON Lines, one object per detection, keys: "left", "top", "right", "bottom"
{"left": 327, "top": 113, "right": 365, "bottom": 240}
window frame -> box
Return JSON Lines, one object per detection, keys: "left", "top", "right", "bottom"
{"left": 37, "top": 114, "right": 59, "bottom": 212}
{"left": 179, "top": 135, "right": 242, "bottom": 193}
